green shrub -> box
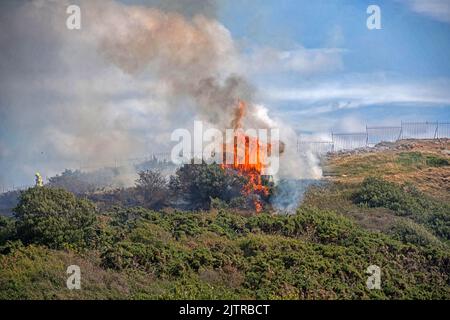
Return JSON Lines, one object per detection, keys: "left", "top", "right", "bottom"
{"left": 13, "top": 187, "right": 97, "bottom": 249}
{"left": 353, "top": 177, "right": 450, "bottom": 240}
{"left": 0, "top": 216, "right": 15, "bottom": 245}
{"left": 169, "top": 163, "right": 247, "bottom": 209}
{"left": 396, "top": 152, "right": 449, "bottom": 168}
{"left": 425, "top": 155, "right": 449, "bottom": 167}
{"left": 353, "top": 177, "right": 422, "bottom": 216}
{"left": 390, "top": 219, "right": 442, "bottom": 247}
{"left": 426, "top": 208, "right": 450, "bottom": 240}
{"left": 245, "top": 208, "right": 361, "bottom": 246}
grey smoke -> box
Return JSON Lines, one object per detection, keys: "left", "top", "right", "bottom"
{"left": 0, "top": 0, "right": 272, "bottom": 189}
{"left": 0, "top": 0, "right": 322, "bottom": 211}
{"left": 86, "top": 0, "right": 264, "bottom": 130}
{"left": 271, "top": 179, "right": 324, "bottom": 214}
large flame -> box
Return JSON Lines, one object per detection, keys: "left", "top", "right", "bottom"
{"left": 221, "top": 100, "right": 271, "bottom": 212}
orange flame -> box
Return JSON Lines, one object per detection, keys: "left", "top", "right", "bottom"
{"left": 221, "top": 100, "right": 270, "bottom": 212}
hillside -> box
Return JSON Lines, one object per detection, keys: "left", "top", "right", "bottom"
{"left": 0, "top": 140, "right": 449, "bottom": 300}
{"left": 323, "top": 139, "right": 450, "bottom": 201}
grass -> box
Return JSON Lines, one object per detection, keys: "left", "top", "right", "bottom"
{"left": 397, "top": 152, "right": 449, "bottom": 168}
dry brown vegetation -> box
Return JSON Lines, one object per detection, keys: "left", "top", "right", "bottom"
{"left": 323, "top": 139, "right": 450, "bottom": 201}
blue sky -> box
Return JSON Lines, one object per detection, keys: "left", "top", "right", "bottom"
{"left": 216, "top": 0, "right": 450, "bottom": 134}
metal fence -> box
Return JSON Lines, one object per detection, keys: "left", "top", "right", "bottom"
{"left": 366, "top": 126, "right": 401, "bottom": 145}
{"left": 436, "top": 122, "right": 450, "bottom": 139}
{"left": 297, "top": 140, "right": 334, "bottom": 155}
{"left": 332, "top": 133, "right": 368, "bottom": 152}
{"left": 400, "top": 121, "right": 437, "bottom": 140}
{"left": 298, "top": 121, "right": 450, "bottom": 156}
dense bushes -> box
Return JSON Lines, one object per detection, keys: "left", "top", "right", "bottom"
{"left": 0, "top": 163, "right": 449, "bottom": 299}
{"left": 13, "top": 187, "right": 97, "bottom": 249}
{"left": 88, "top": 208, "right": 450, "bottom": 298}
{"left": 389, "top": 219, "right": 442, "bottom": 247}
{"left": 353, "top": 177, "right": 450, "bottom": 241}
{"left": 245, "top": 208, "right": 358, "bottom": 245}
{"left": 169, "top": 163, "right": 247, "bottom": 209}
{"left": 353, "top": 177, "right": 423, "bottom": 216}
{"left": 0, "top": 216, "right": 15, "bottom": 246}
{"left": 1, "top": 203, "right": 449, "bottom": 299}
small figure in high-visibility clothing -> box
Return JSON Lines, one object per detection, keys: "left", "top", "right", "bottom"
{"left": 35, "top": 172, "right": 43, "bottom": 187}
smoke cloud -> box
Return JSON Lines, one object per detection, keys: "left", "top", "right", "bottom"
{"left": 84, "top": 0, "right": 268, "bottom": 130}
{"left": 0, "top": 0, "right": 322, "bottom": 210}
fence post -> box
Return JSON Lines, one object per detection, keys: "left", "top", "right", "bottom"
{"left": 331, "top": 132, "right": 335, "bottom": 153}
{"left": 365, "top": 125, "right": 369, "bottom": 146}
{"left": 434, "top": 122, "right": 439, "bottom": 139}
{"left": 399, "top": 121, "right": 403, "bottom": 140}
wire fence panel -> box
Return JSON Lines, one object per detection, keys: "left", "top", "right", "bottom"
{"left": 437, "top": 122, "right": 450, "bottom": 139}
{"left": 296, "top": 121, "right": 449, "bottom": 155}
{"left": 366, "top": 126, "right": 401, "bottom": 145}
{"left": 297, "top": 141, "right": 334, "bottom": 156}
{"left": 332, "top": 133, "right": 368, "bottom": 151}
{"left": 401, "top": 122, "right": 438, "bottom": 139}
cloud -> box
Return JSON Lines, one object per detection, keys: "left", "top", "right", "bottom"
{"left": 245, "top": 46, "right": 345, "bottom": 76}
{"left": 399, "top": 0, "right": 450, "bottom": 23}
{"left": 265, "top": 78, "right": 450, "bottom": 116}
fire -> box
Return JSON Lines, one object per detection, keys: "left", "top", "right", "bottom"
{"left": 221, "top": 100, "right": 271, "bottom": 212}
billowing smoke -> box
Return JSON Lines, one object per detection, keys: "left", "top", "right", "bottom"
{"left": 83, "top": 0, "right": 267, "bottom": 130}
{"left": 0, "top": 0, "right": 149, "bottom": 187}
{"left": 0, "top": 0, "right": 322, "bottom": 212}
